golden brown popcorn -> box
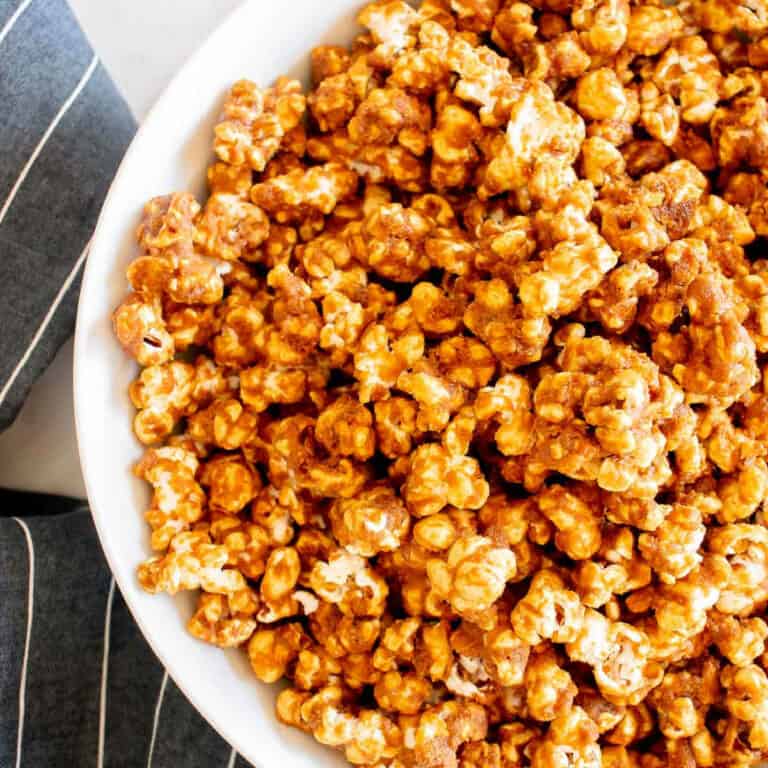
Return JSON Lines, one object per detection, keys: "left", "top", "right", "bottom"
{"left": 358, "top": 0, "right": 420, "bottom": 67}
{"left": 211, "top": 288, "right": 265, "bottom": 368}
{"left": 530, "top": 705, "right": 601, "bottom": 768}
{"left": 580, "top": 136, "right": 626, "bottom": 188}
{"left": 626, "top": 5, "right": 684, "bottom": 55}
{"left": 209, "top": 514, "right": 271, "bottom": 580}
{"left": 374, "top": 670, "right": 432, "bottom": 714}
{"left": 519, "top": 214, "right": 618, "bottom": 320}
{"left": 358, "top": 203, "right": 433, "bottom": 282}
{"left": 441, "top": 34, "right": 521, "bottom": 129}
{"left": 653, "top": 36, "right": 722, "bottom": 126}
{"left": 213, "top": 78, "right": 306, "bottom": 171}
{"left": 404, "top": 442, "right": 489, "bottom": 517}
{"left": 134, "top": 446, "right": 205, "bottom": 550}
{"left": 194, "top": 193, "right": 270, "bottom": 262}
{"left": 113, "top": 293, "right": 175, "bottom": 366}
{"left": 464, "top": 279, "right": 551, "bottom": 370}
{"left": 662, "top": 273, "right": 759, "bottom": 408}
{"left": 587, "top": 262, "right": 658, "bottom": 334}
{"left": 575, "top": 68, "right": 628, "bottom": 122}
{"left": 397, "top": 359, "right": 466, "bottom": 432}
{"left": 593, "top": 622, "right": 664, "bottom": 706}
{"left": 426, "top": 535, "right": 515, "bottom": 618}
{"left": 709, "top": 524, "right": 768, "bottom": 616}
{"left": 717, "top": 457, "right": 768, "bottom": 523}
{"left": 249, "top": 623, "right": 308, "bottom": 683}
{"left": 529, "top": 335, "right": 678, "bottom": 495}
{"left": 329, "top": 484, "right": 410, "bottom": 557}
{"left": 187, "top": 590, "right": 258, "bottom": 648}
{"left": 354, "top": 321, "right": 424, "bottom": 403}
{"left": 251, "top": 162, "right": 358, "bottom": 222}
{"left": 310, "top": 550, "right": 389, "bottom": 617}
{"left": 480, "top": 80, "right": 585, "bottom": 199}
{"left": 430, "top": 101, "right": 482, "bottom": 190}
{"left": 137, "top": 529, "right": 245, "bottom": 596}
{"left": 709, "top": 612, "right": 768, "bottom": 667}
{"left": 711, "top": 96, "right": 768, "bottom": 172}
{"left": 637, "top": 502, "right": 705, "bottom": 583}
{"left": 525, "top": 647, "right": 578, "bottom": 722}
{"left": 308, "top": 70, "right": 359, "bottom": 133}
{"left": 164, "top": 302, "right": 217, "bottom": 351}
{"left": 434, "top": 336, "right": 496, "bottom": 390}
{"left": 349, "top": 87, "right": 432, "bottom": 154}
{"left": 721, "top": 663, "right": 768, "bottom": 750}
{"left": 648, "top": 658, "right": 720, "bottom": 740}
{"left": 316, "top": 396, "right": 376, "bottom": 461}
{"left": 511, "top": 570, "right": 585, "bottom": 645}
{"left": 537, "top": 483, "right": 602, "bottom": 560}
{"left": 128, "top": 360, "right": 196, "bottom": 445}
{"left": 200, "top": 453, "right": 260, "bottom": 514}
{"left": 373, "top": 397, "right": 419, "bottom": 458}
{"left": 187, "top": 397, "right": 258, "bottom": 450}
{"left": 114, "top": 5, "right": 768, "bottom": 763}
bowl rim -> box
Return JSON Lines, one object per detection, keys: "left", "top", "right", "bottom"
{"left": 73, "top": 0, "right": 262, "bottom": 758}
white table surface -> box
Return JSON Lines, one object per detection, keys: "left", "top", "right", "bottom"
{"left": 0, "top": 0, "right": 240, "bottom": 499}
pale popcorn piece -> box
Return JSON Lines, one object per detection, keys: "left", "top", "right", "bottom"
{"left": 137, "top": 530, "right": 246, "bottom": 596}
{"left": 134, "top": 445, "right": 205, "bottom": 550}
{"left": 593, "top": 622, "right": 664, "bottom": 706}
{"left": 358, "top": 0, "right": 420, "bottom": 66}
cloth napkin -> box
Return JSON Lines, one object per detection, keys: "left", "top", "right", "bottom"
{"left": 0, "top": 1, "right": 251, "bottom": 765}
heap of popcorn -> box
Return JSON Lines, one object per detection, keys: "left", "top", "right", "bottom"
{"left": 113, "top": 0, "right": 768, "bottom": 764}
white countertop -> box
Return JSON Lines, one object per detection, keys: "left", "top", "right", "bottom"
{"left": 0, "top": 0, "right": 240, "bottom": 499}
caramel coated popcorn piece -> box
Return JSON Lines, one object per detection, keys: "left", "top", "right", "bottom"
{"left": 329, "top": 484, "right": 410, "bottom": 557}
{"left": 137, "top": 529, "right": 245, "bottom": 596}
{"left": 426, "top": 535, "right": 515, "bottom": 616}
{"left": 214, "top": 78, "right": 306, "bottom": 171}
{"left": 251, "top": 162, "right": 358, "bottom": 221}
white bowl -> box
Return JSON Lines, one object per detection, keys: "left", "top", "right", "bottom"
{"left": 73, "top": 2, "right": 365, "bottom": 765}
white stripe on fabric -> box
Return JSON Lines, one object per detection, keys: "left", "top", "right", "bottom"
{"left": 12, "top": 517, "right": 35, "bottom": 768}
{"left": 146, "top": 670, "right": 169, "bottom": 768}
{"left": 226, "top": 748, "right": 237, "bottom": 768}
{"left": 0, "top": 238, "right": 91, "bottom": 406}
{"left": 97, "top": 578, "right": 115, "bottom": 768}
{"left": 0, "top": 53, "right": 98, "bottom": 226}
{"left": 0, "top": 0, "right": 34, "bottom": 48}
